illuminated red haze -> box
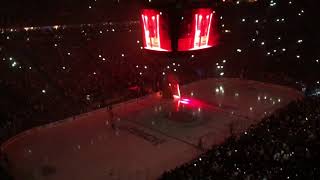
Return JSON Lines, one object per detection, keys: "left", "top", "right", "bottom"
{"left": 141, "top": 8, "right": 218, "bottom": 52}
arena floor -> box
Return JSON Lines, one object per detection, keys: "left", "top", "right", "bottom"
{"left": 1, "top": 78, "right": 303, "bottom": 180}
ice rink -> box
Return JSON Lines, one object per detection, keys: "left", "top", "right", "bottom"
{"left": 1, "top": 78, "right": 303, "bottom": 180}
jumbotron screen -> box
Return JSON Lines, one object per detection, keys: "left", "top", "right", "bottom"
{"left": 141, "top": 9, "right": 172, "bottom": 52}
{"left": 177, "top": 8, "right": 218, "bottom": 51}
{"left": 140, "top": 8, "right": 218, "bottom": 52}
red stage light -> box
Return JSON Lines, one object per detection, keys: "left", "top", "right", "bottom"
{"left": 179, "top": 99, "right": 190, "bottom": 105}
{"left": 141, "top": 9, "right": 172, "bottom": 52}
{"left": 173, "top": 83, "right": 181, "bottom": 99}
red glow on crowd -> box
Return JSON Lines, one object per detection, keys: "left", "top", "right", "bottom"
{"left": 141, "top": 9, "right": 172, "bottom": 52}
{"left": 178, "top": 8, "right": 218, "bottom": 51}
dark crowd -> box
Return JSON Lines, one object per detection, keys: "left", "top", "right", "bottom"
{"left": 0, "top": 0, "right": 320, "bottom": 179}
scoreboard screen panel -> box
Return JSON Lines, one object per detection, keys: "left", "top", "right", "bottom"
{"left": 141, "top": 9, "right": 172, "bottom": 52}
{"left": 177, "top": 8, "right": 218, "bottom": 51}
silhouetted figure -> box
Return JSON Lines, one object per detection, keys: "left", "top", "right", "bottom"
{"left": 198, "top": 138, "right": 204, "bottom": 150}
{"left": 229, "top": 122, "right": 235, "bottom": 138}
{"left": 107, "top": 105, "right": 116, "bottom": 131}
{"left": 0, "top": 152, "right": 13, "bottom": 180}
